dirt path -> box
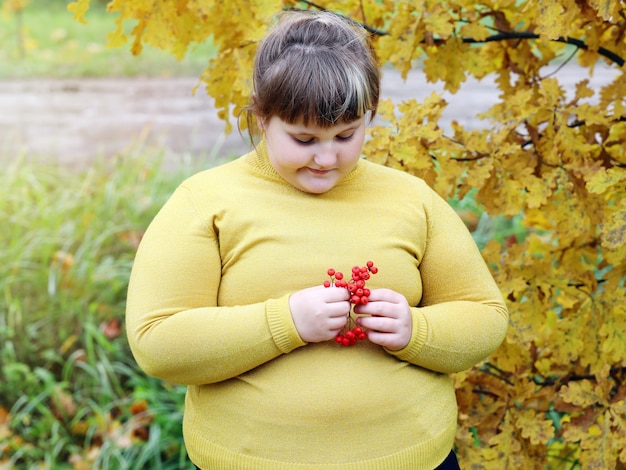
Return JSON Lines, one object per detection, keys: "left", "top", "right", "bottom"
{"left": 0, "top": 64, "right": 619, "bottom": 171}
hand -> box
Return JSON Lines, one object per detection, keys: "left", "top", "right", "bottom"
{"left": 354, "top": 288, "right": 412, "bottom": 351}
{"left": 289, "top": 285, "right": 351, "bottom": 343}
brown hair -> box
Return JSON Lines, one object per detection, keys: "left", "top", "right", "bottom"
{"left": 242, "top": 10, "right": 380, "bottom": 144}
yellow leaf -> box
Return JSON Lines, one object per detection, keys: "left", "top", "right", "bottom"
{"left": 600, "top": 199, "right": 626, "bottom": 250}
{"left": 460, "top": 22, "right": 491, "bottom": 42}
{"left": 523, "top": 208, "right": 553, "bottom": 230}
{"left": 423, "top": 3, "right": 455, "bottom": 37}
{"left": 575, "top": 79, "right": 595, "bottom": 100}
{"left": 423, "top": 40, "right": 468, "bottom": 93}
{"left": 563, "top": 410, "right": 621, "bottom": 468}
{"left": 559, "top": 379, "right": 604, "bottom": 408}
{"left": 590, "top": 0, "right": 620, "bottom": 20}
{"left": 483, "top": 411, "right": 524, "bottom": 466}
{"left": 534, "top": 1, "right": 566, "bottom": 40}
{"left": 524, "top": 174, "right": 554, "bottom": 209}
{"left": 106, "top": 15, "right": 128, "bottom": 49}
{"left": 538, "top": 77, "right": 565, "bottom": 108}
{"left": 67, "top": 0, "right": 90, "bottom": 25}
{"left": 514, "top": 409, "right": 555, "bottom": 446}
{"left": 586, "top": 167, "right": 626, "bottom": 195}
{"left": 605, "top": 121, "right": 626, "bottom": 164}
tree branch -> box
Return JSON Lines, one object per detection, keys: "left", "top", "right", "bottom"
{"left": 461, "top": 32, "right": 624, "bottom": 67}
{"left": 289, "top": 4, "right": 625, "bottom": 67}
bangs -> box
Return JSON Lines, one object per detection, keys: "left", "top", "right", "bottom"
{"left": 258, "top": 46, "right": 377, "bottom": 127}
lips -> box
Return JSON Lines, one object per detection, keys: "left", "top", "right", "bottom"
{"left": 307, "top": 168, "right": 331, "bottom": 175}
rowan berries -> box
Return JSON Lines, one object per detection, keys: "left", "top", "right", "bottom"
{"left": 323, "top": 261, "right": 378, "bottom": 347}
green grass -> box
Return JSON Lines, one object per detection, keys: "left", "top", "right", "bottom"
{"left": 0, "top": 1, "right": 215, "bottom": 79}
{"left": 0, "top": 152, "right": 197, "bottom": 468}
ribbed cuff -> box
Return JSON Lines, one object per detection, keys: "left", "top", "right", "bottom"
{"left": 266, "top": 294, "right": 307, "bottom": 354}
{"left": 386, "top": 307, "right": 427, "bottom": 362}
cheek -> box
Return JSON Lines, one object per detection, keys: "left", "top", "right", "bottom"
{"left": 344, "top": 136, "right": 366, "bottom": 161}
{"left": 268, "top": 138, "right": 310, "bottom": 169}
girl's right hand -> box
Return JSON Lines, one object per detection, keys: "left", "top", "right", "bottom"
{"left": 289, "top": 285, "right": 351, "bottom": 343}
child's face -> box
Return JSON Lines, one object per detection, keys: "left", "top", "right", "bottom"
{"left": 262, "top": 116, "right": 366, "bottom": 194}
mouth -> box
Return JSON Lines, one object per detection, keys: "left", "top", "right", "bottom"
{"left": 307, "top": 168, "right": 331, "bottom": 175}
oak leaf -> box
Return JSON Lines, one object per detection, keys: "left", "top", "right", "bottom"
{"left": 559, "top": 379, "right": 605, "bottom": 408}
{"left": 514, "top": 408, "right": 556, "bottom": 446}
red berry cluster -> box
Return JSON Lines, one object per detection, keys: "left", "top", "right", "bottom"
{"left": 323, "top": 261, "right": 378, "bottom": 347}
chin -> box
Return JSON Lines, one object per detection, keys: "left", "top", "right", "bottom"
{"left": 302, "top": 185, "right": 332, "bottom": 194}
{"left": 299, "top": 178, "right": 339, "bottom": 194}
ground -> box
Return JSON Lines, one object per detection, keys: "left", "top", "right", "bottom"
{"left": 0, "top": 64, "right": 618, "bottom": 171}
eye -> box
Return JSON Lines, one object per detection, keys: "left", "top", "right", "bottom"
{"left": 336, "top": 133, "right": 355, "bottom": 142}
{"left": 292, "top": 137, "right": 315, "bottom": 145}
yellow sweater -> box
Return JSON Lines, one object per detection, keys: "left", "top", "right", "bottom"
{"left": 126, "top": 146, "right": 509, "bottom": 469}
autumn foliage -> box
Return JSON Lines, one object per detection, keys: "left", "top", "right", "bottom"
{"left": 67, "top": 1, "right": 626, "bottom": 468}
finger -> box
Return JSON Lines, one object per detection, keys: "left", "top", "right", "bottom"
{"left": 355, "top": 299, "right": 405, "bottom": 319}
{"left": 327, "top": 301, "right": 351, "bottom": 318}
{"left": 355, "top": 302, "right": 390, "bottom": 317}
{"left": 357, "top": 316, "right": 397, "bottom": 333}
{"left": 323, "top": 285, "right": 351, "bottom": 302}
{"left": 364, "top": 288, "right": 401, "bottom": 303}
{"left": 366, "top": 330, "right": 406, "bottom": 351}
{"left": 328, "top": 316, "right": 348, "bottom": 331}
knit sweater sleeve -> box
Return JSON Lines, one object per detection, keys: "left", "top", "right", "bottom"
{"left": 389, "top": 184, "right": 509, "bottom": 373}
{"left": 125, "top": 184, "right": 306, "bottom": 386}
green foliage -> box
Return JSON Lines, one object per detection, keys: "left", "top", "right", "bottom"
{"left": 0, "top": 152, "right": 192, "bottom": 468}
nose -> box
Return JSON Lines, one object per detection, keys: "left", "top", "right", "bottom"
{"left": 313, "top": 143, "right": 338, "bottom": 167}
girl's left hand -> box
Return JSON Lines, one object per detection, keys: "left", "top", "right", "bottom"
{"left": 353, "top": 288, "right": 412, "bottom": 351}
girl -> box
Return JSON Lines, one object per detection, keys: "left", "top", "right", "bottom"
{"left": 126, "top": 10, "right": 508, "bottom": 469}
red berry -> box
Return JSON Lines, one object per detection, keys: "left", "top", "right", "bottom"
{"left": 335, "top": 272, "right": 344, "bottom": 280}
{"left": 360, "top": 296, "right": 369, "bottom": 305}
{"left": 327, "top": 268, "right": 335, "bottom": 277}
{"left": 342, "top": 337, "right": 351, "bottom": 346}
{"left": 367, "top": 261, "right": 374, "bottom": 268}
{"left": 323, "top": 280, "right": 331, "bottom": 288}
{"left": 363, "top": 288, "right": 370, "bottom": 296}
{"left": 350, "top": 295, "right": 361, "bottom": 304}
{"left": 369, "top": 266, "right": 378, "bottom": 274}
{"left": 353, "top": 327, "right": 363, "bottom": 335}
{"left": 358, "top": 333, "right": 367, "bottom": 340}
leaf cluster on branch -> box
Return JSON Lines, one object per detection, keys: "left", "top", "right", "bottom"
{"left": 67, "top": 0, "right": 626, "bottom": 467}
